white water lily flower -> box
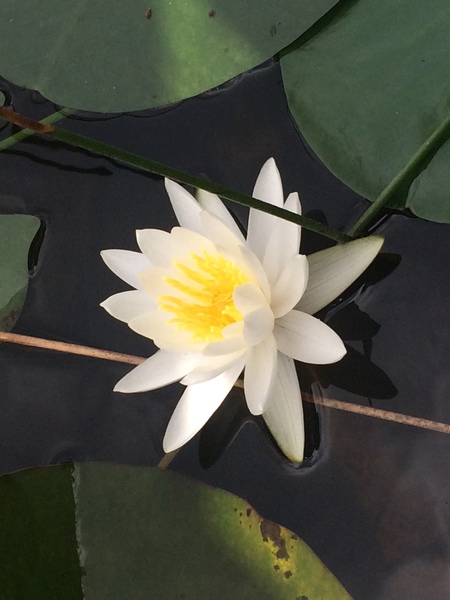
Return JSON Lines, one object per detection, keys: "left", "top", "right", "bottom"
{"left": 101, "top": 159, "right": 383, "bottom": 462}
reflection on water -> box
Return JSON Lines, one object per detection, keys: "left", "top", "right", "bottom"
{"left": 1, "top": 63, "right": 450, "bottom": 599}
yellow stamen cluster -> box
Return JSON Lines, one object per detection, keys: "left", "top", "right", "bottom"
{"left": 158, "top": 250, "right": 249, "bottom": 342}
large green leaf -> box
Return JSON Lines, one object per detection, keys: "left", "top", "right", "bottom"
{"left": 0, "top": 0, "right": 337, "bottom": 113}
{"left": 0, "top": 463, "right": 352, "bottom": 599}
{"left": 407, "top": 139, "right": 450, "bottom": 221}
{"left": 0, "top": 214, "right": 40, "bottom": 331}
{"left": 281, "top": 0, "right": 450, "bottom": 222}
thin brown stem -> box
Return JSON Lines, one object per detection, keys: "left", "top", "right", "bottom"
{"left": 2, "top": 332, "right": 450, "bottom": 436}
{"left": 302, "top": 393, "right": 450, "bottom": 435}
{"left": 0, "top": 331, "right": 144, "bottom": 365}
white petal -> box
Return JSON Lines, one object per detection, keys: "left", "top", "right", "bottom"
{"left": 263, "top": 353, "right": 304, "bottom": 463}
{"left": 165, "top": 179, "right": 202, "bottom": 233}
{"left": 101, "top": 250, "right": 151, "bottom": 289}
{"left": 199, "top": 210, "right": 243, "bottom": 251}
{"left": 114, "top": 350, "right": 200, "bottom": 393}
{"left": 233, "top": 284, "right": 275, "bottom": 346}
{"left": 170, "top": 227, "right": 217, "bottom": 257}
{"left": 181, "top": 350, "right": 246, "bottom": 385}
{"left": 297, "top": 236, "right": 384, "bottom": 315}
{"left": 202, "top": 335, "right": 247, "bottom": 357}
{"left": 247, "top": 158, "right": 284, "bottom": 261}
{"left": 285, "top": 191, "right": 302, "bottom": 246}
{"left": 244, "top": 334, "right": 277, "bottom": 415}
{"left": 233, "top": 282, "right": 269, "bottom": 314}
{"left": 274, "top": 310, "right": 346, "bottom": 364}
{"left": 222, "top": 321, "right": 244, "bottom": 339}
{"left": 136, "top": 229, "right": 183, "bottom": 266}
{"left": 242, "top": 305, "right": 275, "bottom": 346}
{"left": 196, "top": 189, "right": 245, "bottom": 241}
{"left": 128, "top": 308, "right": 170, "bottom": 339}
{"left": 271, "top": 254, "right": 309, "bottom": 319}
{"left": 230, "top": 245, "right": 271, "bottom": 302}
{"left": 100, "top": 290, "right": 156, "bottom": 323}
{"left": 262, "top": 191, "right": 302, "bottom": 285}
{"left": 129, "top": 310, "right": 205, "bottom": 352}
{"left": 139, "top": 267, "right": 178, "bottom": 298}
{"left": 162, "top": 357, "right": 246, "bottom": 452}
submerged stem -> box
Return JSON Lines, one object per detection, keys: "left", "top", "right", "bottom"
{"left": 348, "top": 112, "right": 450, "bottom": 236}
{"left": 158, "top": 450, "right": 179, "bottom": 469}
{"left": 0, "top": 107, "right": 351, "bottom": 244}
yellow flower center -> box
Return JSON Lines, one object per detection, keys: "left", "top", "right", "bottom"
{"left": 158, "top": 250, "right": 249, "bottom": 342}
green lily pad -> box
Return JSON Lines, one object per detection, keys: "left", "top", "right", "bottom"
{"left": 406, "top": 139, "right": 450, "bottom": 222}
{"left": 0, "top": 0, "right": 337, "bottom": 113}
{"left": 0, "top": 214, "right": 40, "bottom": 331}
{"left": 0, "top": 463, "right": 353, "bottom": 599}
{"left": 281, "top": 0, "right": 450, "bottom": 222}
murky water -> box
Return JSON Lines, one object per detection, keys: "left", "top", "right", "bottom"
{"left": 1, "top": 61, "right": 449, "bottom": 599}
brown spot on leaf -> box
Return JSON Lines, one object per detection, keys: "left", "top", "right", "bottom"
{"left": 246, "top": 508, "right": 252, "bottom": 517}
{"left": 208, "top": 9, "right": 216, "bottom": 17}
{"left": 145, "top": 8, "right": 152, "bottom": 19}
{"left": 259, "top": 519, "right": 289, "bottom": 560}
{"left": 284, "top": 570, "right": 293, "bottom": 579}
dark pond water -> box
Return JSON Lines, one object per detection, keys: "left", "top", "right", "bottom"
{"left": 1, "top": 61, "right": 450, "bottom": 599}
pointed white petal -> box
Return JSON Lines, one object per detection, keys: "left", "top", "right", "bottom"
{"left": 247, "top": 158, "right": 284, "bottom": 261}
{"left": 199, "top": 210, "right": 243, "bottom": 251}
{"left": 101, "top": 250, "right": 151, "bottom": 289}
{"left": 252, "top": 158, "right": 284, "bottom": 205}
{"left": 162, "top": 357, "right": 245, "bottom": 452}
{"left": 196, "top": 189, "right": 245, "bottom": 241}
{"left": 263, "top": 353, "right": 304, "bottom": 463}
{"left": 100, "top": 290, "right": 156, "bottom": 323}
{"left": 136, "top": 229, "right": 183, "bottom": 266}
{"left": 181, "top": 350, "right": 246, "bottom": 385}
{"left": 285, "top": 191, "right": 302, "bottom": 246}
{"left": 262, "top": 191, "right": 302, "bottom": 285}
{"left": 271, "top": 254, "right": 309, "bottom": 319}
{"left": 297, "top": 236, "right": 384, "bottom": 315}
{"left": 165, "top": 179, "right": 202, "bottom": 233}
{"left": 274, "top": 310, "right": 346, "bottom": 364}
{"left": 244, "top": 334, "right": 277, "bottom": 415}
{"left": 114, "top": 350, "right": 200, "bottom": 393}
